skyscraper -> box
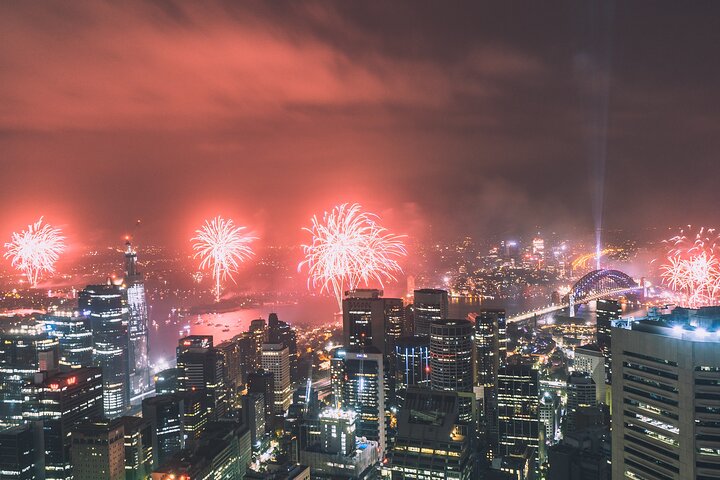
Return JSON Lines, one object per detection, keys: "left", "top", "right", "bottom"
{"left": 119, "top": 416, "right": 153, "bottom": 480}
{"left": 472, "top": 309, "right": 507, "bottom": 444}
{"left": 394, "top": 336, "right": 430, "bottom": 406}
{"left": 247, "top": 369, "right": 275, "bottom": 426}
{"left": 573, "top": 344, "right": 606, "bottom": 404}
{"left": 332, "top": 346, "right": 386, "bottom": 455}
{"left": 497, "top": 364, "right": 540, "bottom": 465}
{"left": 384, "top": 388, "right": 473, "bottom": 480}
{"left": 176, "top": 335, "right": 228, "bottom": 419}
{"left": 565, "top": 372, "right": 597, "bottom": 434}
{"left": 413, "top": 289, "right": 448, "bottom": 336}
{"left": 22, "top": 367, "right": 103, "bottom": 480}
{"left": 0, "top": 423, "right": 44, "bottom": 480}
{"left": 40, "top": 303, "right": 93, "bottom": 370}
{"left": 79, "top": 283, "right": 130, "bottom": 418}
{"left": 611, "top": 318, "right": 720, "bottom": 480}
{"left": 123, "top": 241, "right": 150, "bottom": 397}
{"left": 0, "top": 321, "right": 58, "bottom": 428}
{"left": 430, "top": 319, "right": 474, "bottom": 424}
{"left": 596, "top": 299, "right": 620, "bottom": 382}
{"left": 261, "top": 343, "right": 292, "bottom": 417}
{"left": 268, "top": 313, "right": 299, "bottom": 385}
{"left": 70, "top": 419, "right": 126, "bottom": 480}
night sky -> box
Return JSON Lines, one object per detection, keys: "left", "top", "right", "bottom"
{"left": 2, "top": 1, "right": 719, "bottom": 248}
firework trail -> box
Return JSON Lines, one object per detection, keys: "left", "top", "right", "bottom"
{"left": 299, "top": 203, "right": 407, "bottom": 310}
{"left": 4, "top": 217, "right": 65, "bottom": 287}
{"left": 660, "top": 226, "right": 720, "bottom": 308}
{"left": 192, "top": 216, "right": 256, "bottom": 302}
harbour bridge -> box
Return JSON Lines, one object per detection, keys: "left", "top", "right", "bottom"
{"left": 507, "top": 269, "right": 642, "bottom": 324}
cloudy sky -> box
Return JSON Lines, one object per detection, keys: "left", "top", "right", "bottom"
{"left": 1, "top": 1, "right": 719, "bottom": 248}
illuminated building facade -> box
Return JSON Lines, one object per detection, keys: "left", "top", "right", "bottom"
{"left": 413, "top": 289, "right": 448, "bottom": 336}
{"left": 22, "top": 367, "right": 103, "bottom": 480}
{"left": 0, "top": 423, "right": 44, "bottom": 480}
{"left": 611, "top": 319, "right": 720, "bottom": 480}
{"left": 0, "top": 321, "right": 59, "bottom": 428}
{"left": 497, "top": 364, "right": 540, "bottom": 465}
{"left": 79, "top": 283, "right": 130, "bottom": 418}
{"left": 261, "top": 343, "right": 292, "bottom": 416}
{"left": 70, "top": 419, "right": 126, "bottom": 480}
{"left": 384, "top": 388, "right": 472, "bottom": 480}
{"left": 394, "top": 336, "right": 430, "bottom": 406}
{"left": 176, "top": 335, "right": 228, "bottom": 420}
{"left": 247, "top": 369, "right": 275, "bottom": 425}
{"left": 574, "top": 344, "right": 606, "bottom": 404}
{"left": 472, "top": 309, "right": 507, "bottom": 443}
{"left": 332, "top": 347, "right": 386, "bottom": 455}
{"left": 430, "top": 319, "right": 474, "bottom": 424}
{"left": 40, "top": 303, "right": 93, "bottom": 370}
{"left": 565, "top": 372, "right": 597, "bottom": 434}
{"left": 268, "top": 313, "right": 299, "bottom": 385}
{"left": 123, "top": 241, "right": 150, "bottom": 397}
{"left": 119, "top": 416, "right": 153, "bottom": 480}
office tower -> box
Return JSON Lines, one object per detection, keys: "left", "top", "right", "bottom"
{"left": 153, "top": 368, "right": 179, "bottom": 395}
{"left": 430, "top": 319, "right": 474, "bottom": 423}
{"left": 22, "top": 367, "right": 103, "bottom": 480}
{"left": 573, "top": 344, "right": 606, "bottom": 404}
{"left": 119, "top": 416, "right": 153, "bottom": 480}
{"left": 123, "top": 241, "right": 150, "bottom": 397}
{"left": 261, "top": 343, "right": 292, "bottom": 416}
{"left": 248, "top": 369, "right": 275, "bottom": 425}
{"left": 216, "top": 339, "right": 242, "bottom": 403}
{"left": 413, "top": 288, "right": 448, "bottom": 336}
{"left": 142, "top": 392, "right": 208, "bottom": 467}
{"left": 176, "top": 335, "right": 228, "bottom": 419}
{"left": 0, "top": 423, "right": 44, "bottom": 480}
{"left": 595, "top": 299, "right": 620, "bottom": 382}
{"left": 394, "top": 336, "right": 430, "bottom": 405}
{"left": 70, "top": 419, "right": 126, "bottom": 480}
{"left": 299, "top": 407, "right": 379, "bottom": 479}
{"left": 539, "top": 391, "right": 559, "bottom": 446}
{"left": 268, "top": 313, "right": 299, "bottom": 384}
{"left": 565, "top": 373, "right": 597, "bottom": 434}
{"left": 472, "top": 309, "right": 507, "bottom": 444}
{"left": 250, "top": 319, "right": 268, "bottom": 369}
{"left": 243, "top": 392, "right": 267, "bottom": 448}
{"left": 497, "top": 364, "right": 540, "bottom": 464}
{"left": 611, "top": 318, "right": 720, "bottom": 480}
{"left": 79, "top": 283, "right": 130, "bottom": 418}
{"left": 384, "top": 388, "right": 473, "bottom": 480}
{"left": 342, "top": 290, "right": 404, "bottom": 356}
{"left": 151, "top": 421, "right": 245, "bottom": 480}
{"left": 548, "top": 431, "right": 610, "bottom": 480}
{"left": 40, "top": 303, "right": 93, "bottom": 370}
{"left": 0, "top": 321, "right": 58, "bottom": 427}
{"left": 332, "top": 347, "right": 386, "bottom": 454}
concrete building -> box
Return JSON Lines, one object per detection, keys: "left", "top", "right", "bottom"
{"left": 611, "top": 318, "right": 720, "bottom": 480}
{"left": 70, "top": 419, "right": 126, "bottom": 480}
{"left": 573, "top": 344, "right": 606, "bottom": 404}
{"left": 412, "top": 289, "right": 448, "bottom": 336}
{"left": 262, "top": 343, "right": 292, "bottom": 416}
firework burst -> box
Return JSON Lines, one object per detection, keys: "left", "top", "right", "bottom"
{"left": 4, "top": 217, "right": 65, "bottom": 287}
{"left": 660, "top": 226, "right": 720, "bottom": 308}
{"left": 192, "top": 216, "right": 256, "bottom": 301}
{"left": 299, "top": 203, "right": 407, "bottom": 310}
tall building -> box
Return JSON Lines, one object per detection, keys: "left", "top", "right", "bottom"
{"left": 261, "top": 343, "right": 292, "bottom": 416}
{"left": 595, "top": 299, "right": 620, "bottom": 382}
{"left": 342, "top": 290, "right": 404, "bottom": 357}
{"left": 247, "top": 370, "right": 275, "bottom": 426}
{"left": 40, "top": 303, "right": 93, "bottom": 370}
{"left": 539, "top": 391, "right": 559, "bottom": 447}
{"left": 573, "top": 344, "right": 606, "bottom": 404}
{"left": 472, "top": 309, "right": 507, "bottom": 444}
{"left": 394, "top": 336, "right": 430, "bottom": 406}
{"left": 216, "top": 338, "right": 242, "bottom": 392}
{"left": 384, "top": 388, "right": 473, "bottom": 480}
{"left": 565, "top": 372, "right": 596, "bottom": 434}
{"left": 413, "top": 289, "right": 448, "bottom": 336}
{"left": 242, "top": 392, "right": 267, "bottom": 448}
{"left": 268, "top": 313, "right": 299, "bottom": 385}
{"left": 79, "top": 283, "right": 130, "bottom": 418}
{"left": 123, "top": 241, "right": 150, "bottom": 397}
{"left": 497, "top": 364, "right": 540, "bottom": 465}
{"left": 70, "top": 419, "right": 126, "bottom": 480}
{"left": 22, "top": 367, "right": 103, "bottom": 480}
{"left": 249, "top": 319, "right": 268, "bottom": 370}
{"left": 153, "top": 368, "right": 179, "bottom": 395}
{"left": 430, "top": 319, "right": 474, "bottom": 423}
{"left": 176, "top": 335, "right": 228, "bottom": 419}
{"left": 332, "top": 346, "right": 386, "bottom": 455}
{"left": 611, "top": 318, "right": 720, "bottom": 480}
{"left": 0, "top": 321, "right": 58, "bottom": 427}
{"left": 0, "top": 423, "right": 44, "bottom": 480}
{"left": 299, "top": 407, "right": 379, "bottom": 479}
{"left": 119, "top": 416, "right": 153, "bottom": 480}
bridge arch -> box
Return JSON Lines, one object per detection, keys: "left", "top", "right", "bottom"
{"left": 569, "top": 269, "right": 638, "bottom": 303}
